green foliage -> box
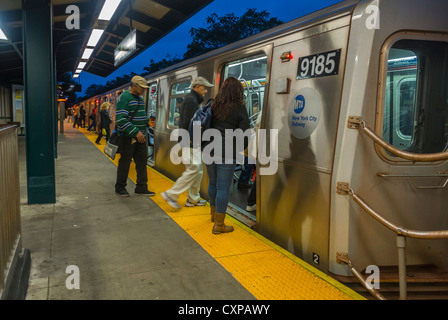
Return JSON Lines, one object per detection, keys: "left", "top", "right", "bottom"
{"left": 184, "top": 9, "right": 283, "bottom": 59}
{"left": 142, "top": 55, "right": 183, "bottom": 76}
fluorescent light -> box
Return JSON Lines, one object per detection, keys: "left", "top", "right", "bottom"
{"left": 77, "top": 61, "right": 87, "bottom": 69}
{"left": 98, "top": 0, "right": 122, "bottom": 21}
{"left": 82, "top": 48, "right": 94, "bottom": 60}
{"left": 388, "top": 56, "right": 417, "bottom": 63}
{"left": 0, "top": 28, "right": 7, "bottom": 40}
{"left": 87, "top": 29, "right": 104, "bottom": 47}
{"left": 75, "top": 69, "right": 82, "bottom": 74}
{"left": 73, "top": 74, "right": 79, "bottom": 78}
{"left": 228, "top": 56, "right": 267, "bottom": 68}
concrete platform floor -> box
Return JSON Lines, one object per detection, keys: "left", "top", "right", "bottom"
{"left": 19, "top": 124, "right": 255, "bottom": 300}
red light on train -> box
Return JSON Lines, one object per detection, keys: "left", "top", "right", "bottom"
{"left": 280, "top": 51, "right": 293, "bottom": 62}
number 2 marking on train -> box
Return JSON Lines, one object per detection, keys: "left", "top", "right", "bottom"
{"left": 297, "top": 49, "right": 341, "bottom": 80}
{"left": 313, "top": 252, "right": 320, "bottom": 265}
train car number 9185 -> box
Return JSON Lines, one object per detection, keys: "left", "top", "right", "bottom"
{"left": 297, "top": 49, "right": 341, "bottom": 80}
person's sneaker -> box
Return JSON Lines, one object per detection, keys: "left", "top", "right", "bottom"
{"left": 116, "top": 189, "right": 130, "bottom": 197}
{"left": 135, "top": 189, "right": 155, "bottom": 196}
{"left": 185, "top": 198, "right": 207, "bottom": 207}
{"left": 161, "top": 192, "right": 181, "bottom": 210}
{"left": 246, "top": 204, "right": 256, "bottom": 212}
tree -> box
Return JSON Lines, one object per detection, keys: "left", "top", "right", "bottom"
{"left": 142, "top": 55, "right": 183, "bottom": 76}
{"left": 183, "top": 8, "right": 283, "bottom": 59}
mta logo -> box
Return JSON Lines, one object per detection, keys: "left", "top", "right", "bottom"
{"left": 294, "top": 95, "right": 305, "bottom": 114}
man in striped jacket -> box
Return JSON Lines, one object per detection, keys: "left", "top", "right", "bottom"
{"left": 115, "top": 75, "right": 155, "bottom": 197}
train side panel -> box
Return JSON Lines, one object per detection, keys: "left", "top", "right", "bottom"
{"left": 331, "top": 0, "right": 448, "bottom": 276}
{"left": 258, "top": 15, "right": 352, "bottom": 272}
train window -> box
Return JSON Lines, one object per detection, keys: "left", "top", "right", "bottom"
{"left": 223, "top": 53, "right": 267, "bottom": 127}
{"left": 382, "top": 39, "right": 448, "bottom": 154}
{"left": 147, "top": 83, "right": 157, "bottom": 118}
{"left": 147, "top": 82, "right": 157, "bottom": 163}
{"left": 168, "top": 79, "right": 191, "bottom": 126}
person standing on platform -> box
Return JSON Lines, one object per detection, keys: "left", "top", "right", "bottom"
{"left": 95, "top": 102, "right": 112, "bottom": 144}
{"left": 115, "top": 75, "right": 155, "bottom": 197}
{"left": 87, "top": 104, "right": 98, "bottom": 132}
{"left": 79, "top": 105, "right": 86, "bottom": 128}
{"left": 161, "top": 76, "right": 214, "bottom": 209}
{"left": 206, "top": 77, "right": 250, "bottom": 234}
{"left": 73, "top": 105, "right": 79, "bottom": 128}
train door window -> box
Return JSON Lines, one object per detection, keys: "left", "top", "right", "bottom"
{"left": 147, "top": 82, "right": 157, "bottom": 163}
{"left": 382, "top": 38, "right": 448, "bottom": 155}
{"left": 147, "top": 83, "right": 157, "bottom": 118}
{"left": 223, "top": 53, "right": 267, "bottom": 127}
{"left": 168, "top": 79, "right": 191, "bottom": 127}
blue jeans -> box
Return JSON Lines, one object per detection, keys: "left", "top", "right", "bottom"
{"left": 206, "top": 161, "right": 236, "bottom": 213}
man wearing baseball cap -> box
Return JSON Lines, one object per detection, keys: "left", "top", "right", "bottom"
{"left": 115, "top": 75, "right": 154, "bottom": 197}
{"left": 161, "top": 76, "right": 214, "bottom": 209}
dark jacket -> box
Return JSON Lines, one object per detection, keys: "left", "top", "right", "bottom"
{"left": 99, "top": 109, "right": 111, "bottom": 128}
{"left": 211, "top": 103, "right": 251, "bottom": 160}
{"left": 179, "top": 89, "right": 203, "bottom": 131}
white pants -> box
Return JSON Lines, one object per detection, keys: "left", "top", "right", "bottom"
{"left": 166, "top": 148, "right": 203, "bottom": 202}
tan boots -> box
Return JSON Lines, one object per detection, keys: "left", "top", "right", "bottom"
{"left": 210, "top": 206, "right": 215, "bottom": 222}
{"left": 210, "top": 206, "right": 233, "bottom": 234}
{"left": 212, "top": 212, "right": 234, "bottom": 234}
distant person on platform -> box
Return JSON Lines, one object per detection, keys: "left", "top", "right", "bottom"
{"left": 114, "top": 75, "right": 155, "bottom": 197}
{"left": 95, "top": 101, "right": 112, "bottom": 144}
{"left": 87, "top": 104, "right": 98, "bottom": 132}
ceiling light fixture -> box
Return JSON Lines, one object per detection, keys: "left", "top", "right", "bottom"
{"left": 81, "top": 48, "right": 94, "bottom": 60}
{"left": 98, "top": 0, "right": 122, "bottom": 21}
{"left": 0, "top": 28, "right": 7, "bottom": 40}
{"left": 77, "top": 61, "right": 87, "bottom": 69}
{"left": 86, "top": 29, "right": 104, "bottom": 47}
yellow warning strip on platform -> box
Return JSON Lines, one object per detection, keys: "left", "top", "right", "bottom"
{"left": 80, "top": 128, "right": 364, "bottom": 300}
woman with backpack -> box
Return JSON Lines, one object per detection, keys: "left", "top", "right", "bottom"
{"left": 206, "top": 76, "right": 250, "bottom": 234}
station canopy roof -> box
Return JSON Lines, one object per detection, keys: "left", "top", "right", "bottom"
{"left": 0, "top": 0, "right": 212, "bottom": 83}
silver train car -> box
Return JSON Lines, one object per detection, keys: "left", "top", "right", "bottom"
{"left": 79, "top": 0, "right": 448, "bottom": 297}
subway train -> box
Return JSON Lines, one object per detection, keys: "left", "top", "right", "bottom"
{"left": 78, "top": 0, "right": 448, "bottom": 297}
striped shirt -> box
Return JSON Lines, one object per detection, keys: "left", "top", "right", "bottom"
{"left": 115, "top": 90, "right": 148, "bottom": 137}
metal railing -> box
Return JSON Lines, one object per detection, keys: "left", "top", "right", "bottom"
{"left": 347, "top": 116, "right": 448, "bottom": 162}
{"left": 337, "top": 182, "right": 448, "bottom": 300}
{"left": 342, "top": 117, "right": 448, "bottom": 299}
{"left": 0, "top": 125, "right": 22, "bottom": 298}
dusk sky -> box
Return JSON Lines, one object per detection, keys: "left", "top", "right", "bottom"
{"left": 76, "top": 0, "right": 344, "bottom": 95}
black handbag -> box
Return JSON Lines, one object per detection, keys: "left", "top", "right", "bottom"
{"left": 104, "top": 109, "right": 138, "bottom": 160}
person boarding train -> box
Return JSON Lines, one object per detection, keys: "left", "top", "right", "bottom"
{"left": 161, "top": 76, "right": 214, "bottom": 209}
